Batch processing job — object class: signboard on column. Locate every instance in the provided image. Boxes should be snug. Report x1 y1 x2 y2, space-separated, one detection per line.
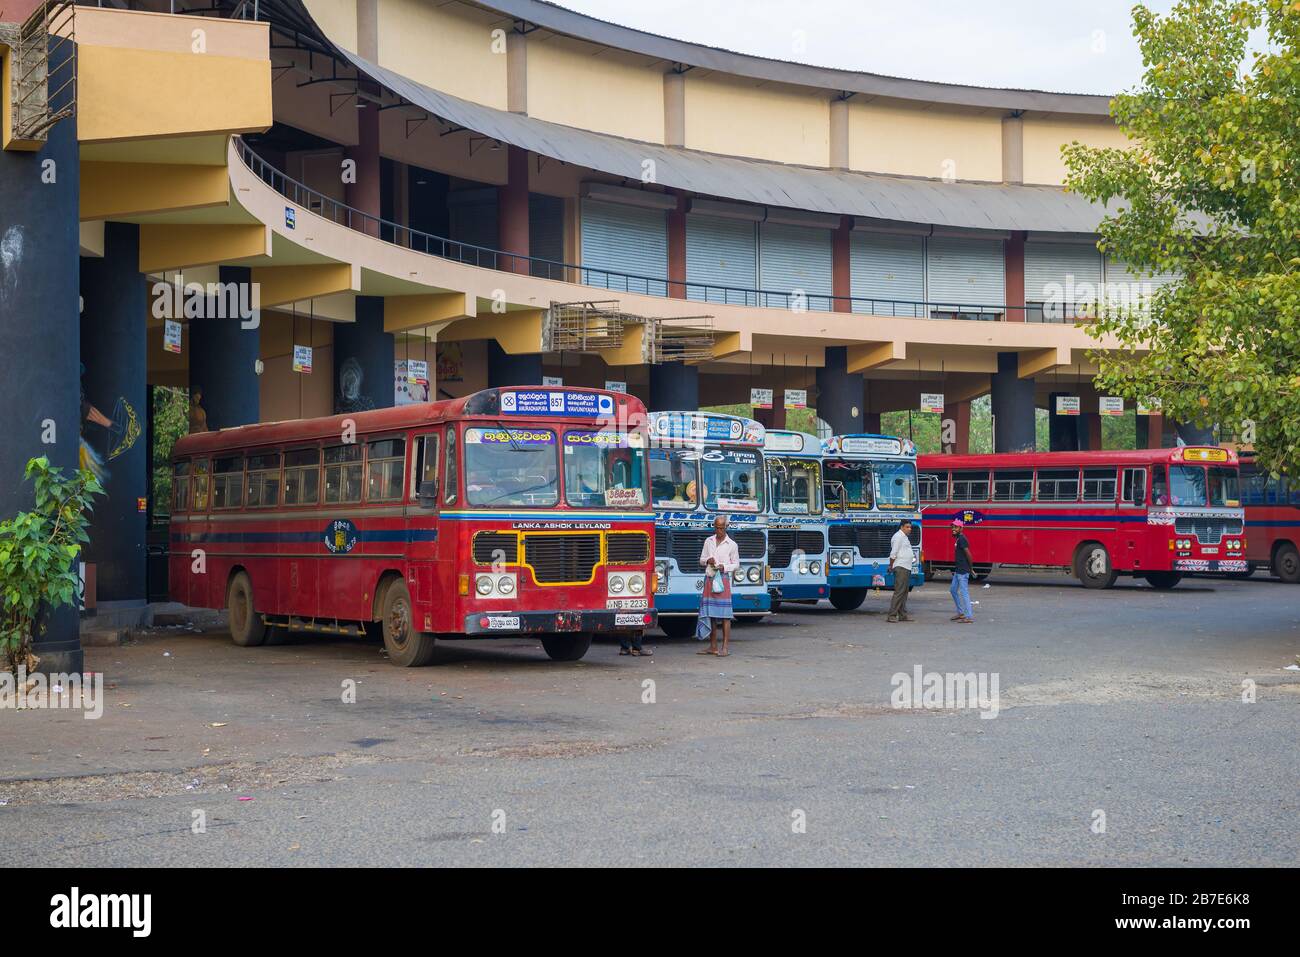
1136 397 1163 416
784 389 807 410
543 376 563 387
1055 395 1080 416
604 380 627 394
1099 396 1125 416
750 387 773 409
292 344 313 374
920 393 944 414
163 319 182 355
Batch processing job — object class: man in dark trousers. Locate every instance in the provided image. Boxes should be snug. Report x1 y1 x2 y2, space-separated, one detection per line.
886 519 916 623
950 518 975 623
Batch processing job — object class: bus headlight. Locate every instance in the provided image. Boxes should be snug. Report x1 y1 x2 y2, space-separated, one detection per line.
809 560 822 576
475 575 494 596
655 561 668 580
747 565 761 583
628 573 645 594
732 569 744 585
497 575 515 595
798 561 809 575
608 574 626 594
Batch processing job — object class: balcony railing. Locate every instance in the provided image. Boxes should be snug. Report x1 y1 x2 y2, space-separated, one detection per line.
233 136 1051 322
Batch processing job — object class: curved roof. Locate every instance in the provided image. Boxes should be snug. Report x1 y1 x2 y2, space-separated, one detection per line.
472 0 1114 115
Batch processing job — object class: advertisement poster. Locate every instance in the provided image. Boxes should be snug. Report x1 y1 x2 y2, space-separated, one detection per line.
604 380 628 394
920 392 945 414
1099 396 1125 416
784 388 807 410
163 319 182 355
406 359 429 387
750 387 773 409
292 344 313 374
436 341 463 383
395 359 431 406
1055 395 1080 416
1136 397 1163 416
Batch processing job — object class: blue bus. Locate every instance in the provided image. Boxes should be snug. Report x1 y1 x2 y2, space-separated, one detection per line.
821 433 923 611
648 411 770 637
763 429 829 610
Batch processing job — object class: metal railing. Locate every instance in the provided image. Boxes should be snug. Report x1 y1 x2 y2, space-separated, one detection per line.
233 136 1068 322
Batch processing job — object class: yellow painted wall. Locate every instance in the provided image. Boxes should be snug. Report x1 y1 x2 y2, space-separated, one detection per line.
376 0 507 110
685 73 829 167
260 313 335 421
1023 117 1132 185
301 0 358 53
527 38 664 143
848 101 1003 182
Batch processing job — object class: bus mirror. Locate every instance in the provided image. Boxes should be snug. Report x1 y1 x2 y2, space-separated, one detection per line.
417 480 438 505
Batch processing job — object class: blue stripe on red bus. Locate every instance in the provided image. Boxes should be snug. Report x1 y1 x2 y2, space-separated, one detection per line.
926 511 1152 523
171 530 438 544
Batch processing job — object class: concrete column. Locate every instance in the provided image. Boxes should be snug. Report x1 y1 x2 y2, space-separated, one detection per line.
487 341 542 387
862 411 882 433
1137 413 1165 449
190 266 261 430
663 71 686 148
649 362 699 412
346 100 381 238
991 352 1035 452
1005 231 1026 321
507 25 528 114
1048 392 1080 452
829 96 850 170
1083 413 1103 451
498 145 530 274
667 189 687 299
815 347 864 436
754 397 787 431
832 217 852 313
943 400 971 454
333 296 394 413
1001 113 1024 185
79 223 147 605
0 79 82 672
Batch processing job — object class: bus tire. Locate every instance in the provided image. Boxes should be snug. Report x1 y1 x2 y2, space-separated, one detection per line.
1074 543 1117 589
1273 543 1300 583
829 587 867 611
227 571 267 647
381 580 435 667
541 632 593 661
1142 571 1182 590
659 616 698 639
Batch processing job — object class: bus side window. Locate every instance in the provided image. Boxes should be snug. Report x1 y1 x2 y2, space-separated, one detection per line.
443 429 458 505
172 460 191 512
1121 467 1146 504
284 448 321 505
414 434 439 499
919 471 948 502
324 445 363 504
366 438 406 502
191 459 210 511
1149 466 1167 505
212 455 245 509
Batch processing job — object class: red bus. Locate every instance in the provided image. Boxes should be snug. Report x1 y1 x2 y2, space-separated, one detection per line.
1239 451 1300 582
918 447 1246 589
168 387 656 665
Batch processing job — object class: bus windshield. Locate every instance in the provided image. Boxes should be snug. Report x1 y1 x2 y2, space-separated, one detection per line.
703 447 763 512
563 430 648 508
650 448 699 508
823 459 873 510
1169 465 1210 507
770 457 821 514
464 426 558 507
874 461 918 509
1207 466 1240 507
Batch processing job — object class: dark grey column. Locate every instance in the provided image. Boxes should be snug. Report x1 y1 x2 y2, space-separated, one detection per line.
487 340 543 388
991 352 1036 452
79 222 147 603
648 362 699 412
815 346 864 436
334 295 395 413
1047 391 1079 452
189 265 261 430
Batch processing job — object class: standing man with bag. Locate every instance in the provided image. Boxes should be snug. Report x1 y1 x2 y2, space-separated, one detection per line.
950 518 975 623
698 514 739 657
887 519 916 623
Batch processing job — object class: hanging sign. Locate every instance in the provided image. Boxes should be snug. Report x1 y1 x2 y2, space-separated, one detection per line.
1055 395 1081 416
750 387 773 409
163 319 182 355
543 376 564 387
285 206 297 230
1099 396 1125 416
292 344 313 374
1136 397 1163 416
920 393 945 414
784 388 807 410
604 380 628 394
406 359 429 387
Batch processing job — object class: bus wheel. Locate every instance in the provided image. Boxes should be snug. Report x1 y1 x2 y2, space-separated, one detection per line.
1142 571 1182 590
659 616 698 639
227 571 267 647
829 588 867 611
381 580 435 667
1274 544 1300 583
1074 544 1117 589
541 633 593 662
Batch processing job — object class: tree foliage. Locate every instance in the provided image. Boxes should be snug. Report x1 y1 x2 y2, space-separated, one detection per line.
1064 0 1300 474
0 458 103 674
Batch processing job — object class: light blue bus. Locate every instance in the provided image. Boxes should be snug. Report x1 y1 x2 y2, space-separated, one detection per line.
648 411 770 638
762 429 829 611
821 433 923 611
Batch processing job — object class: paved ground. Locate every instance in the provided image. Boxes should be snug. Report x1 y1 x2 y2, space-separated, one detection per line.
2 570 1297 867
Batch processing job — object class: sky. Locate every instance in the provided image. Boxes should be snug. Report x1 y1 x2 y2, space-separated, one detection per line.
552 0 1185 96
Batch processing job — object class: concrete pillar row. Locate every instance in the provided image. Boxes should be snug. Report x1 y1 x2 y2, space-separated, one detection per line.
991 352 1036 452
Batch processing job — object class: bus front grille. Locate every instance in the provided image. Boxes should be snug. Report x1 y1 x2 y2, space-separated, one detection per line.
524 534 602 584
830 523 918 556
731 529 766 560
607 532 650 565
473 531 518 564
1174 516 1243 545
768 530 824 568
664 528 766 566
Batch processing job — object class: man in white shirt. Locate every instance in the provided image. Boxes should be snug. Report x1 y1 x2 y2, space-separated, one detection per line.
887 519 916 623
698 515 740 656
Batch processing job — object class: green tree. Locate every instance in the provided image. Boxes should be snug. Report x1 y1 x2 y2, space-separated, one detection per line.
151 386 190 513
1064 0 1300 474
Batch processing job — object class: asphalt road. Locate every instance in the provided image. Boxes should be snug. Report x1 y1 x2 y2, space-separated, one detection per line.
2 571 1297 866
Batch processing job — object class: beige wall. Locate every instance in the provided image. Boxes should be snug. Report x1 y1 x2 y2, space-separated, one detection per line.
376 0 507 110
527 37 664 143
259 312 335 421
1023 117 1132 185
685 73 829 167
848 100 1004 182
302 0 358 54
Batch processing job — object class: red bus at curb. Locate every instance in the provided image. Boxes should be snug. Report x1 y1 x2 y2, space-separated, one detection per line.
169 387 656 665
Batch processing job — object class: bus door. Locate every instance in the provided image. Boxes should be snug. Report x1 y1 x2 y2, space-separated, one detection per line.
407 430 443 621
279 446 322 617
1120 466 1148 569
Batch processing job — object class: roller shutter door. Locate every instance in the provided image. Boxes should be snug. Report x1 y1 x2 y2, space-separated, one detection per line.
758 223 833 312
926 236 1005 317
850 232 925 317
685 214 758 306
448 194 498 268
528 193 564 280
1024 242 1103 321
580 199 668 297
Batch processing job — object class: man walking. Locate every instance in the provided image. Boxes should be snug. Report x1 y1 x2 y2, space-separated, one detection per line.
886 519 916 623
950 518 975 623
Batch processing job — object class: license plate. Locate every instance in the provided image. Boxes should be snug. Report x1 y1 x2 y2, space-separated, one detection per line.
606 598 649 609
486 615 519 630
614 613 645 626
